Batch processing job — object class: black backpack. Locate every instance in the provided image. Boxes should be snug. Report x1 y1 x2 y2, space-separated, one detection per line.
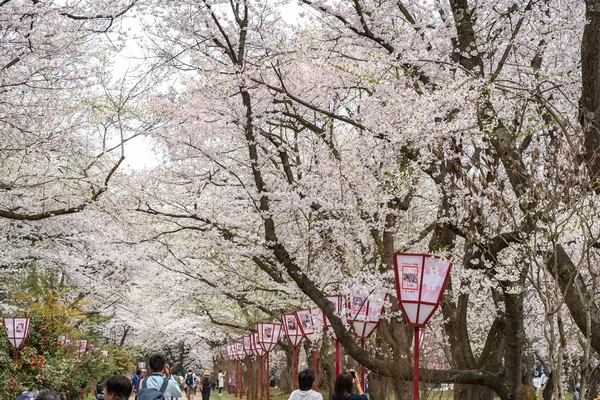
138 377 169 400
185 373 194 386
202 377 210 391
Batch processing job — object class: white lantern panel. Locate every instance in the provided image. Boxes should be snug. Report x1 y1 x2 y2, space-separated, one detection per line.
403 303 418 325
417 304 436 325
394 254 424 301
351 321 366 337
296 309 314 335
421 258 452 303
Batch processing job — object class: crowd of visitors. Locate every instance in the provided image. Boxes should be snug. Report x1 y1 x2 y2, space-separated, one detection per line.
14 353 233 400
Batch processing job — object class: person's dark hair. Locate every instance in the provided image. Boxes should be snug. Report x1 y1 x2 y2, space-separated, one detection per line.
36 391 60 400
149 354 166 372
298 369 315 391
334 372 353 400
136 369 141 375
106 375 133 400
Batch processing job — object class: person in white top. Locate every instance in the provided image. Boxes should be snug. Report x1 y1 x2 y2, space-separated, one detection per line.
288 370 323 400
140 355 182 400
217 370 227 395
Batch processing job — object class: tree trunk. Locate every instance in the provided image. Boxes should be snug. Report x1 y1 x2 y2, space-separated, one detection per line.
581 0 600 189
504 290 525 400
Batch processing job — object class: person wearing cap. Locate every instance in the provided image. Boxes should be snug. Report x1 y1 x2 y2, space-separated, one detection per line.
200 371 212 400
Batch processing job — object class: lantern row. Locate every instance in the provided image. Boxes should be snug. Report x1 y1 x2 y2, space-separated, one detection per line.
218 253 452 399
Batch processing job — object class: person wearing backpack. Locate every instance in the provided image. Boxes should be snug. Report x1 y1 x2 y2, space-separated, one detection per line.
183 367 197 400
138 354 182 400
200 371 212 400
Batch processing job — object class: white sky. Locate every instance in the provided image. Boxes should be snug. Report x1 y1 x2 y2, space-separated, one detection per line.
116 2 306 170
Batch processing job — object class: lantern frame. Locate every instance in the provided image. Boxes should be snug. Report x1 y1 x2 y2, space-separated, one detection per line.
282 313 304 347
347 291 388 339
3 317 31 349
295 308 323 343
323 295 350 339
227 344 236 360
393 253 452 328
243 335 254 357
235 342 245 360
252 332 265 357
257 323 281 353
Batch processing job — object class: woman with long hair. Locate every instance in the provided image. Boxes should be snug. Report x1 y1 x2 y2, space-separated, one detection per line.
332 371 367 400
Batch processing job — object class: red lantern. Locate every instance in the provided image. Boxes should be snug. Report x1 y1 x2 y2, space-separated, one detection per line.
234 342 245 399
282 313 304 390
252 332 266 400
295 308 323 343
235 342 245 361
3 317 30 361
348 291 387 339
322 295 350 377
257 323 281 400
347 291 387 387
257 323 281 353
295 308 322 389
282 313 304 346
251 333 265 357
393 253 452 400
243 335 253 357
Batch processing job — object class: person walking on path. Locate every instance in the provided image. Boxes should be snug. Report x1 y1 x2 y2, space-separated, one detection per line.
183 368 198 400
217 370 226 395
201 371 212 400
287 369 323 400
139 354 182 400
331 371 367 400
132 370 142 400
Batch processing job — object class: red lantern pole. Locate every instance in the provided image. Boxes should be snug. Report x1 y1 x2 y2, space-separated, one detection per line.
292 346 298 390
360 338 365 388
413 327 420 400
239 359 244 400
255 358 259 400
236 360 240 397
266 352 271 400
260 355 264 400
247 357 251 399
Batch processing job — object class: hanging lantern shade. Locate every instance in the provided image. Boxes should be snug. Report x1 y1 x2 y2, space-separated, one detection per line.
348 291 387 339
323 295 350 339
235 342 245 360
295 308 323 343
252 332 265 357
256 323 281 352
393 253 452 327
3 317 30 349
282 313 304 346
227 344 236 360
243 335 254 357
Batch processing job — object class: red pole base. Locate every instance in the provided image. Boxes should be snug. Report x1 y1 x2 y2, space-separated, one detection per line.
414 327 420 400
293 346 298 390
360 338 366 389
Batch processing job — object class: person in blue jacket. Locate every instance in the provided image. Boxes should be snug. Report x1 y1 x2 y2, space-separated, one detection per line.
332 371 367 400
